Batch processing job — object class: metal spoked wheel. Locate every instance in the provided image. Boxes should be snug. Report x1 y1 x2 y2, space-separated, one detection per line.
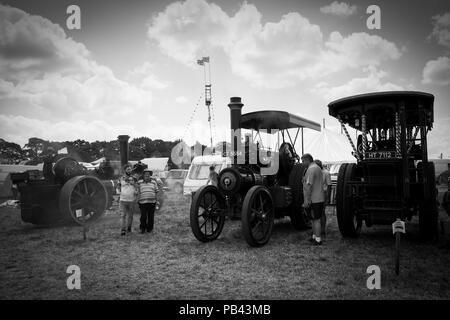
241 186 274 247
59 175 108 226
190 185 225 242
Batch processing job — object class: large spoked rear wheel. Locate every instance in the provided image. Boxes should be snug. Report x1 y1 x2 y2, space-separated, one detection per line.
190 185 225 242
241 186 274 247
59 175 108 226
336 163 361 237
288 163 309 230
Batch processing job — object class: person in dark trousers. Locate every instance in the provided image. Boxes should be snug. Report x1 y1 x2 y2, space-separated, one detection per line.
137 169 159 233
314 159 332 236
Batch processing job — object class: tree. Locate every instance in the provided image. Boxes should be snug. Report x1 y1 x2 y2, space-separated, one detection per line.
64 139 92 162
103 140 120 160
0 139 25 163
24 137 48 159
130 137 153 158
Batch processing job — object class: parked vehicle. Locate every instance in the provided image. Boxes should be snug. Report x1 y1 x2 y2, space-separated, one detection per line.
189 97 321 247
183 155 231 197
164 169 188 193
328 91 437 275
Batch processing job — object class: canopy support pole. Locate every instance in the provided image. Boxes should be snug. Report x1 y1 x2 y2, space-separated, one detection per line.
337 115 360 161
300 127 304 155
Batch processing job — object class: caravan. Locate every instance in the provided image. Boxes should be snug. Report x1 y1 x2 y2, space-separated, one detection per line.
183 155 231 197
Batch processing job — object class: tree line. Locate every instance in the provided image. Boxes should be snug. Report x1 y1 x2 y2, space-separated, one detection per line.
0 137 206 169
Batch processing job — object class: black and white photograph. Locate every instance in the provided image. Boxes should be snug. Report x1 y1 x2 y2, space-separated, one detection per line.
0 0 449 305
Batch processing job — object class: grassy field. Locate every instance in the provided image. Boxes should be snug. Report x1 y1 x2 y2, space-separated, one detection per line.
0 193 449 300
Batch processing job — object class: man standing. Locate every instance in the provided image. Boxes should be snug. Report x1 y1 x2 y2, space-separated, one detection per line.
117 164 138 236
314 159 332 236
137 169 159 233
301 154 325 245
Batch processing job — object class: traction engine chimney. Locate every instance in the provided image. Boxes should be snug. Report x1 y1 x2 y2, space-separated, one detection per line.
228 97 244 166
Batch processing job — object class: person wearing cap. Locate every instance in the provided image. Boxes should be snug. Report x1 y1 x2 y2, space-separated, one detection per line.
206 165 219 187
137 169 159 233
301 153 325 245
117 163 138 235
314 159 332 236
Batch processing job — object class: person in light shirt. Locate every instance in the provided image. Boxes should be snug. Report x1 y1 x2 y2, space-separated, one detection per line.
117 164 138 236
137 169 159 233
301 153 325 245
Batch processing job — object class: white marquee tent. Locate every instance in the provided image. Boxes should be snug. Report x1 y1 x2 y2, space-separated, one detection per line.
303 128 356 164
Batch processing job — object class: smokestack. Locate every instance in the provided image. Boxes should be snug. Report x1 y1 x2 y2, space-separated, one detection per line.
118 135 130 167
228 97 244 166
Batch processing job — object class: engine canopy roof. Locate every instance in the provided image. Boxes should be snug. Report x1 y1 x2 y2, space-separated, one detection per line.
240 110 321 132
328 91 434 130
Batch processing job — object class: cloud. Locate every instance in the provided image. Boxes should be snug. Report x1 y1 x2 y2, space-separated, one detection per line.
0 4 157 144
0 5 93 82
422 56 450 86
147 0 229 66
325 32 402 68
147 0 402 88
312 66 404 101
127 62 170 90
320 2 357 17
430 12 450 49
0 115 137 146
175 96 188 104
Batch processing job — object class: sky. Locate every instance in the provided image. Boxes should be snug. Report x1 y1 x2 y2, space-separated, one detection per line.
0 0 449 158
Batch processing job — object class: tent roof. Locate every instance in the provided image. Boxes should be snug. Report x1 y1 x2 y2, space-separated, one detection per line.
140 158 169 171
303 128 356 163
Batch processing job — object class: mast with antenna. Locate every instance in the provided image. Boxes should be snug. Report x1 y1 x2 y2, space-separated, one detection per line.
197 56 213 149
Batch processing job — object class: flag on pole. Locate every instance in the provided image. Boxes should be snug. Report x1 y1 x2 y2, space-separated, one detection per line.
202 56 209 63
58 147 68 154
197 59 204 65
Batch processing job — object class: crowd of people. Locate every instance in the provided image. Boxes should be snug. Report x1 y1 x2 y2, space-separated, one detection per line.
117 154 450 245
116 164 159 236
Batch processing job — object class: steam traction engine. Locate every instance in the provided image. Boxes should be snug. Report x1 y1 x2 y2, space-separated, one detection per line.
9 135 131 226
190 97 320 247
328 91 438 274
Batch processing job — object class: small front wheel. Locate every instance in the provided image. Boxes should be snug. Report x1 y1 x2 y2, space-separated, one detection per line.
190 185 225 242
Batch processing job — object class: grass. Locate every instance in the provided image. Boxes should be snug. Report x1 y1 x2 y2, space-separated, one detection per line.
0 193 449 299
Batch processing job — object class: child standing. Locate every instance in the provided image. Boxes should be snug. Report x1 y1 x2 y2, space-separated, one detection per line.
137 169 159 233
117 164 138 236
